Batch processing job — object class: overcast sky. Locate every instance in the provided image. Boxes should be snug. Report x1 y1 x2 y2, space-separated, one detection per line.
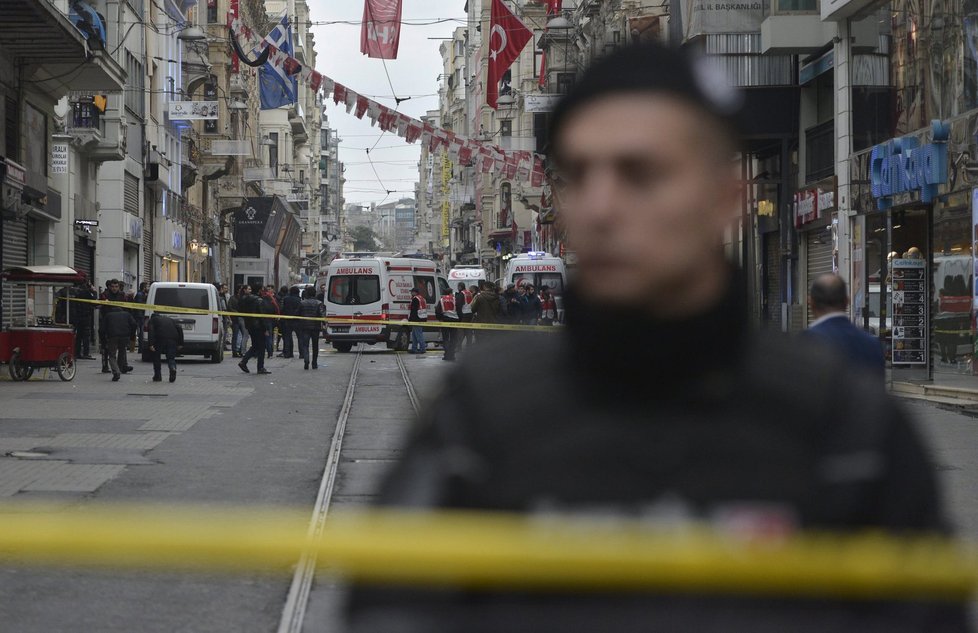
307 2 465 207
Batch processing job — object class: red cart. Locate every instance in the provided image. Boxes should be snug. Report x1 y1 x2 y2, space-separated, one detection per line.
1 265 85 382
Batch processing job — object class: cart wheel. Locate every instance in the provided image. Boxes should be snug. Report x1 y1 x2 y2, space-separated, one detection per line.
56 352 76 382
8 351 29 381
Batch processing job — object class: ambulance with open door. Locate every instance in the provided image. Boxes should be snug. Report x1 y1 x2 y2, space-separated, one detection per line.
323 255 451 352
503 252 568 322
447 265 488 287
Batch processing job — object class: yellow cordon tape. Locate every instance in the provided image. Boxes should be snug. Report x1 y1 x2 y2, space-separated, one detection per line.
0 504 973 600
61 297 559 333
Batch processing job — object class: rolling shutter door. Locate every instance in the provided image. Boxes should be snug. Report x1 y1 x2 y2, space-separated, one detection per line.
2 217 29 327
764 232 780 326
142 214 153 283
806 228 834 325
124 172 139 215
73 237 94 281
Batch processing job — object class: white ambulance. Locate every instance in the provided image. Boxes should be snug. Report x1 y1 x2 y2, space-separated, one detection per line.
322 255 451 352
448 265 488 288
503 252 568 322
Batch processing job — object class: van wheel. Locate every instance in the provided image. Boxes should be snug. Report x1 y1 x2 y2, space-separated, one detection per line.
333 342 353 353
210 345 224 363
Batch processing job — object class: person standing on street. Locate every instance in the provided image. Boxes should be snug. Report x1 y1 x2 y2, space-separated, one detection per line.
216 283 231 351
539 285 558 326
133 281 149 353
408 287 428 355
238 285 272 375
279 286 301 359
227 286 244 357
455 283 474 348
296 287 326 370
803 273 884 381
74 280 97 359
346 42 968 631
262 286 280 357
523 284 542 326
101 306 136 381
147 312 183 382
469 281 501 343
435 287 459 362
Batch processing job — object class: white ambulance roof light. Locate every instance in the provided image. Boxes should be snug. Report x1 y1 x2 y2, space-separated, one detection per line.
527 251 547 258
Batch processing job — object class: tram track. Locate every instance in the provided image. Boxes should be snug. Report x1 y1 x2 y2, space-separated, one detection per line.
277 346 420 633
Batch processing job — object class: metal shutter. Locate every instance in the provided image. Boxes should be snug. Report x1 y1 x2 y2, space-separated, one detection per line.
2 217 29 327
73 237 94 281
764 232 781 326
806 227 834 325
142 212 153 283
124 172 139 215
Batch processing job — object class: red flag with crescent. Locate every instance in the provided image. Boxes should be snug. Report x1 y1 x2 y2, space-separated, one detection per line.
487 0 533 109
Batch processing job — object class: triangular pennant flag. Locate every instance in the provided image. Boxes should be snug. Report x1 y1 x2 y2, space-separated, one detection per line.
459 144 473 165
332 83 347 105
396 114 409 137
405 122 422 143
322 77 334 98
355 95 370 119
345 90 357 114
309 70 322 92
366 100 382 125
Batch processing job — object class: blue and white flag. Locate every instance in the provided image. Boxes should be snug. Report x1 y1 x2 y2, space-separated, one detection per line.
258 16 298 110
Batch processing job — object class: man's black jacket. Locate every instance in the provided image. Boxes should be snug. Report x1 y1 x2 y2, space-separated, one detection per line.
346 286 970 633
101 309 136 339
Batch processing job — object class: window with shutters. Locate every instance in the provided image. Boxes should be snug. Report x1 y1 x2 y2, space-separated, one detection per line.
125 52 144 119
124 172 139 215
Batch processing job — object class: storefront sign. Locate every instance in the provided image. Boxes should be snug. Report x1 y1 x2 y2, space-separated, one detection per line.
168 101 219 121
523 94 561 113
50 143 69 174
794 190 817 227
680 0 767 39
870 119 949 210
891 258 927 365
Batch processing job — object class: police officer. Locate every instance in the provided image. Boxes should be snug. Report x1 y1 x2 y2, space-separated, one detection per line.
346 42 967 632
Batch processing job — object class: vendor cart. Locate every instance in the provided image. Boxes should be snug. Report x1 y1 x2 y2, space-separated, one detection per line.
1 265 84 382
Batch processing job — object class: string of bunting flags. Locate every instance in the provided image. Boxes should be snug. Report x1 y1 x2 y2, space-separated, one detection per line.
229 17 547 188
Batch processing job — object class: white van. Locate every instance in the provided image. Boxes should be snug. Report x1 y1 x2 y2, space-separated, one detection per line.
323 256 450 352
448 265 488 287
503 252 568 322
142 282 225 363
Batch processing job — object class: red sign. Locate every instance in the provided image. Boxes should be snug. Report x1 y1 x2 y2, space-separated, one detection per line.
487 0 533 109
361 0 403 59
793 189 817 227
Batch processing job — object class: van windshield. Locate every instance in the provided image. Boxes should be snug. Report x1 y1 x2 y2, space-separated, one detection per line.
328 275 381 305
154 288 209 309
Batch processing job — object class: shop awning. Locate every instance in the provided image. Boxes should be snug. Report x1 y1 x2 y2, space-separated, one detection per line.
3 265 86 284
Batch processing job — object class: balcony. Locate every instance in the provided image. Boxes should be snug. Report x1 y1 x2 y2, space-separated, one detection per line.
761 1 837 54
290 103 309 144
805 120 835 183
69 99 126 162
2 0 125 98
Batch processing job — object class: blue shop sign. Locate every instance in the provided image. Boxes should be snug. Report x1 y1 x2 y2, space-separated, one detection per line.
870 119 949 210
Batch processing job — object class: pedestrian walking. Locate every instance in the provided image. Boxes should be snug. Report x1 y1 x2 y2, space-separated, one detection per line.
101 306 136 381
261 287 280 357
99 279 129 374
407 287 428 355
803 273 884 381
228 286 246 357
296 287 326 370
346 42 968 631
238 285 271 375
147 312 183 382
435 287 459 361
279 286 301 359
217 283 231 351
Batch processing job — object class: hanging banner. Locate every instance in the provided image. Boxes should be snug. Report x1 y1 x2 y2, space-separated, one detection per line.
361 0 403 59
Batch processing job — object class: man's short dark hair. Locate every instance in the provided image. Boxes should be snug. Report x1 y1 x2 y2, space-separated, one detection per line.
548 42 743 159
810 274 848 312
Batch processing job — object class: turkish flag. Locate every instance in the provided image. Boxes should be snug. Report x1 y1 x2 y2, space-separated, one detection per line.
361 0 403 59
487 0 533 109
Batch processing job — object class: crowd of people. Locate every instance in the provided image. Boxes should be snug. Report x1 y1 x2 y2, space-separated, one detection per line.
231 284 326 374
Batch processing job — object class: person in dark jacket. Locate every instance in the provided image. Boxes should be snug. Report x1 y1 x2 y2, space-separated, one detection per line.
147 312 183 382
523 284 542 326
101 306 136 381
408 288 428 355
279 286 302 359
345 42 969 633
296 287 325 370
100 280 131 374
803 273 884 382
238 285 271 375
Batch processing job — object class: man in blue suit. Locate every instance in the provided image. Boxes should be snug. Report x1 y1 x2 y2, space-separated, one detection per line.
805 273 884 381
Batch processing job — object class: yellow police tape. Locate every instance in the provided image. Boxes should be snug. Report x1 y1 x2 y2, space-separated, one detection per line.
61 297 559 333
0 503 974 600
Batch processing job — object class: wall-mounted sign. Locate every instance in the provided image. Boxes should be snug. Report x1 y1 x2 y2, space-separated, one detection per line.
125 212 143 241
50 143 69 174
243 167 273 181
210 140 251 156
172 230 184 251
168 101 218 120
794 179 837 228
523 94 562 113
286 192 310 203
870 119 949 210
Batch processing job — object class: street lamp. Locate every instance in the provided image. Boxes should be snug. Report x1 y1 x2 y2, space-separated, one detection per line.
177 25 207 42
228 99 248 111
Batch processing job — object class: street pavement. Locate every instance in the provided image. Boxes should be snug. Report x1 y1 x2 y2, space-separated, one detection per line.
0 347 978 630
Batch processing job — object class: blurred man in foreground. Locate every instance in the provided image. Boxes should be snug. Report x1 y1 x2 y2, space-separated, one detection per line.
346 43 967 632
